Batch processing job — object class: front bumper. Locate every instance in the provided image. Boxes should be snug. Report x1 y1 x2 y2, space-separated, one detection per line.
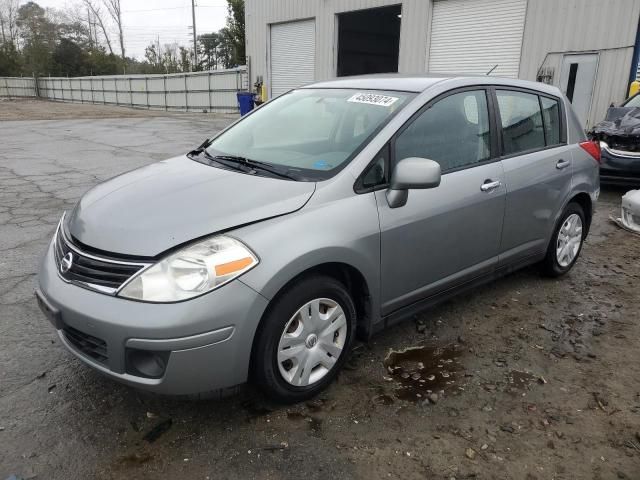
37 239 269 395
600 147 640 185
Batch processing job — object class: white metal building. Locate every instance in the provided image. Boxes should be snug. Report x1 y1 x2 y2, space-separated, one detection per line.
245 0 640 128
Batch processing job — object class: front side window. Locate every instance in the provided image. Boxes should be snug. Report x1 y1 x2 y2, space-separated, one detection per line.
205 89 413 180
496 90 545 155
394 90 491 173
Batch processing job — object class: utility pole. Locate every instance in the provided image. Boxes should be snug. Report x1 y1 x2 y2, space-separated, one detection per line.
87 8 93 48
191 0 198 70
0 15 6 45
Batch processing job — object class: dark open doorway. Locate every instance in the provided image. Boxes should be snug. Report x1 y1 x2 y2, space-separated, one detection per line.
336 5 402 77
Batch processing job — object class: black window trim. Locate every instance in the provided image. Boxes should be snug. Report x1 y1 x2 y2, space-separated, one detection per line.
354 86 499 193
490 86 567 161
353 84 567 194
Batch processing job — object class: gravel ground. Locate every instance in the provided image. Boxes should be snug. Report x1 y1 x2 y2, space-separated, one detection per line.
1 100 639 480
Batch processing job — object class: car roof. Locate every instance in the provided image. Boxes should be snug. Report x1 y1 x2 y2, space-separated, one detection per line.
304 73 562 97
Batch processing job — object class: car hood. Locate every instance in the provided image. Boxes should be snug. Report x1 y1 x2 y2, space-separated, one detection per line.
590 106 640 138
66 155 316 257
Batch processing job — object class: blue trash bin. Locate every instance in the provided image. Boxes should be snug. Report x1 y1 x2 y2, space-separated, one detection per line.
237 91 255 116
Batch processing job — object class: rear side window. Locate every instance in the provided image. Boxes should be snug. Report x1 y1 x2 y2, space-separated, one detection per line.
540 96 561 146
496 90 545 155
395 90 491 172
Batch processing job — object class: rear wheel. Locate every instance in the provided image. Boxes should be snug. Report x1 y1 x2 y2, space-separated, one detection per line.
542 202 586 277
252 275 356 403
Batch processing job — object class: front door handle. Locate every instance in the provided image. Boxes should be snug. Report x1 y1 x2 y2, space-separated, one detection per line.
556 159 571 170
480 179 501 192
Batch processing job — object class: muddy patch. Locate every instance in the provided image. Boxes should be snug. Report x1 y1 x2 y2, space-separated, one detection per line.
507 370 543 395
384 344 464 403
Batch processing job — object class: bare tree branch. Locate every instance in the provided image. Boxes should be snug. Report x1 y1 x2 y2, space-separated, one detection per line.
0 0 20 46
81 0 114 55
102 0 123 60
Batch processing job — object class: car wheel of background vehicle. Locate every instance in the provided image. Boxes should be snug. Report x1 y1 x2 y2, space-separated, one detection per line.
252 274 356 403
542 202 586 277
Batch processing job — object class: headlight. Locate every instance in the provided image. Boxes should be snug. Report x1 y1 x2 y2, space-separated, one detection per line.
118 235 258 302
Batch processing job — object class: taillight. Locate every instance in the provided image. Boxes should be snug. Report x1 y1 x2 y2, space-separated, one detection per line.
580 141 601 164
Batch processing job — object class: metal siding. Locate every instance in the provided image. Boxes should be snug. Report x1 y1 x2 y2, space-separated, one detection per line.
270 19 316 97
428 0 527 78
520 0 640 126
246 0 431 98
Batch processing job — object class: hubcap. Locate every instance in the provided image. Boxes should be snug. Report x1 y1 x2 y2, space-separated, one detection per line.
556 213 583 267
277 298 347 387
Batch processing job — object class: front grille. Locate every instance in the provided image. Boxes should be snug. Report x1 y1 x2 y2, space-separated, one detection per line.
64 326 108 364
54 219 148 293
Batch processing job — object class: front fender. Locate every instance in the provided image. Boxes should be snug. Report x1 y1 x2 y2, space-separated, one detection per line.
232 192 382 327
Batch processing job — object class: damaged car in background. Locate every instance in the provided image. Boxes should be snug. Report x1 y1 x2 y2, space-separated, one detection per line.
589 93 640 185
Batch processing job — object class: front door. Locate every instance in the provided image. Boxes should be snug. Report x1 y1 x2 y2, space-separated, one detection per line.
375 89 505 315
560 53 598 128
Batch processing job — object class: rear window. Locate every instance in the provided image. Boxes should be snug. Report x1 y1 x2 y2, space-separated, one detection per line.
540 96 561 146
497 90 565 154
496 90 546 155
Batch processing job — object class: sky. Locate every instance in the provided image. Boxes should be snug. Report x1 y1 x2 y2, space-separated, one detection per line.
35 0 228 59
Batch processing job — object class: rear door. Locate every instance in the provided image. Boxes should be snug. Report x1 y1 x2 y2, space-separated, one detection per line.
374 88 506 315
494 89 573 266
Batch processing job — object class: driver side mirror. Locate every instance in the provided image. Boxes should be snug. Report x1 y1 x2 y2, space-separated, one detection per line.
386 157 441 208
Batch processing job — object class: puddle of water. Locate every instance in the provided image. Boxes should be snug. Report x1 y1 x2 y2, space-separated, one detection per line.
384 344 464 403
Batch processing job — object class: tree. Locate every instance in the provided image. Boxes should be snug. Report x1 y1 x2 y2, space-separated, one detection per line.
198 32 221 70
197 0 245 70
179 46 191 72
225 0 245 66
0 40 20 75
102 0 124 62
52 37 88 76
81 0 114 56
0 0 20 46
16 2 59 75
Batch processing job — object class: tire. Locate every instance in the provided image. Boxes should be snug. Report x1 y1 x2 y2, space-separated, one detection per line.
252 274 357 403
542 202 586 277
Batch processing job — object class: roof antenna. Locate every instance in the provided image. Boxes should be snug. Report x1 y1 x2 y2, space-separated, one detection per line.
486 65 498 75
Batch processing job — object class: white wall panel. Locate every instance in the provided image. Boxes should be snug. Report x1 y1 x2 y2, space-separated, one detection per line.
428 0 527 78
270 19 316 97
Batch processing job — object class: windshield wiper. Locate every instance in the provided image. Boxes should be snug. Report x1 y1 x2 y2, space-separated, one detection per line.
210 154 300 181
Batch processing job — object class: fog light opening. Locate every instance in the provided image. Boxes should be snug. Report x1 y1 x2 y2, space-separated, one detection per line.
126 349 169 379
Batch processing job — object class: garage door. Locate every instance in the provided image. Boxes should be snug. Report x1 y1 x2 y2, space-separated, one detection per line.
270 19 316 98
428 0 527 78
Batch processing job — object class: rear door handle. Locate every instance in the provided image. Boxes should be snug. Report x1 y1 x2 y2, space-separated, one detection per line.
556 159 571 170
480 179 501 192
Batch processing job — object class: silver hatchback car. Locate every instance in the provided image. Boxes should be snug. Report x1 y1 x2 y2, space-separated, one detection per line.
37 75 600 403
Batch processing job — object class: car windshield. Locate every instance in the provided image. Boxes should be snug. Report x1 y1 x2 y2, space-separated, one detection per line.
624 94 640 108
205 88 413 180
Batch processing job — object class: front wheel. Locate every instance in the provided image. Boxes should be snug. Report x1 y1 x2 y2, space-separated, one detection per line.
542 202 586 277
252 275 356 403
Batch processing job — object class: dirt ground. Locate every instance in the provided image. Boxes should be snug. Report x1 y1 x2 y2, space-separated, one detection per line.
0 97 236 121
1 100 639 480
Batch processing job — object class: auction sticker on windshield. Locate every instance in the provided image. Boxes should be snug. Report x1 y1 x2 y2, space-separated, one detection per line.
348 93 399 107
